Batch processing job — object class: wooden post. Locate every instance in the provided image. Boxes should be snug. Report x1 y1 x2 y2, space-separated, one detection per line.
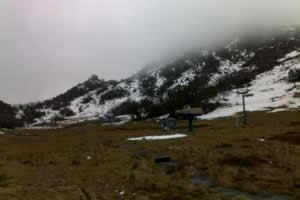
242 94 247 126
236 88 249 126
236 113 239 128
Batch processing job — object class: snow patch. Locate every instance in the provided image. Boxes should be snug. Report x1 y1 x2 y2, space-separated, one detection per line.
279 50 300 62
128 134 187 141
15 109 24 119
169 69 196 89
102 120 130 126
24 126 63 130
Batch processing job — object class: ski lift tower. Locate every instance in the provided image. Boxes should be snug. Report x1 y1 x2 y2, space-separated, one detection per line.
236 88 249 126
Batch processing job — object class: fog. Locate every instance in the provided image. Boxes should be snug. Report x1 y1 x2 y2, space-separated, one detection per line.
0 0 299 104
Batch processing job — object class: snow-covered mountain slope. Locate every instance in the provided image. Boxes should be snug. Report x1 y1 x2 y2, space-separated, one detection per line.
202 53 300 119
2 26 299 127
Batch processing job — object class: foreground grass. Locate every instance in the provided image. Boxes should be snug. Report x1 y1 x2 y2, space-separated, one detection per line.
135 111 300 197
0 110 300 199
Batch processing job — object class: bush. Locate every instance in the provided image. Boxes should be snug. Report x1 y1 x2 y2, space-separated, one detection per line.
111 100 141 117
140 76 157 97
100 87 129 104
288 69 300 83
0 101 23 128
82 95 94 104
59 107 75 117
19 104 45 124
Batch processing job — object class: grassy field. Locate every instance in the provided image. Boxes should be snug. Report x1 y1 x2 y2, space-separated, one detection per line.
1 111 300 200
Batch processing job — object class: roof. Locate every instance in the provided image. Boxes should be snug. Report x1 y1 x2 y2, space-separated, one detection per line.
176 107 204 116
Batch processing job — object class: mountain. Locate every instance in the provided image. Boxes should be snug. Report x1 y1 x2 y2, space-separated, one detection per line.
1 26 300 128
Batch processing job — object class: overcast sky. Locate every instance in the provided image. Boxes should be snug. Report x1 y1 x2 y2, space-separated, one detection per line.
1 0 300 104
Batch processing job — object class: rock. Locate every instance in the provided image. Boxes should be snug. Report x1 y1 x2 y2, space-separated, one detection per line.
87 156 92 160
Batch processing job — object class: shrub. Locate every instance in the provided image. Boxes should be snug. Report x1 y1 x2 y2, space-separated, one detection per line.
0 101 23 128
59 107 75 117
82 95 94 104
288 69 300 83
111 100 141 117
100 87 129 104
140 76 157 97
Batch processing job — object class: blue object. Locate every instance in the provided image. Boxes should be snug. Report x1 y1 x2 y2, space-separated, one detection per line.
183 115 196 132
160 119 177 132
160 119 168 132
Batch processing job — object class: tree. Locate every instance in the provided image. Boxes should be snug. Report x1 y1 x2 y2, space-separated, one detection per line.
288 69 300 87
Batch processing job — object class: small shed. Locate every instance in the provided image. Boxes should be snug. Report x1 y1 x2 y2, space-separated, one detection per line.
176 105 204 132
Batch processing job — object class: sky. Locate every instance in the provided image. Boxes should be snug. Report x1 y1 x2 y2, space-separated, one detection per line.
0 0 300 104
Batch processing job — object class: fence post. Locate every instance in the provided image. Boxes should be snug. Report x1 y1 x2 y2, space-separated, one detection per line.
236 88 249 126
242 94 247 126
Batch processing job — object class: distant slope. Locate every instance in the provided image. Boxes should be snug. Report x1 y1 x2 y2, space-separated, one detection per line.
4 25 300 126
202 54 300 119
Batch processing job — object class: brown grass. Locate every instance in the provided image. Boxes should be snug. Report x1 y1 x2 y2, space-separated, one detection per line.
0 110 300 199
294 93 300 98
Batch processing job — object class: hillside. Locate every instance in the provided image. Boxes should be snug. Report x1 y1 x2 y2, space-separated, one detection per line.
1 26 300 127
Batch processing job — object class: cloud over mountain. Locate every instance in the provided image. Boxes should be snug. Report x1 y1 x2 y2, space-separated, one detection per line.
0 0 300 103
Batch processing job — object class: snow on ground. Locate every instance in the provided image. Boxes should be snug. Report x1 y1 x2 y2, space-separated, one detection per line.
154 72 166 88
67 79 144 119
169 69 197 89
32 108 60 125
155 114 170 120
102 120 130 126
15 109 24 120
31 77 145 125
207 60 244 87
24 126 63 130
202 57 300 120
69 96 129 119
58 116 99 126
208 51 254 87
115 114 132 121
30 50 300 124
128 79 144 102
128 134 187 141
278 50 300 62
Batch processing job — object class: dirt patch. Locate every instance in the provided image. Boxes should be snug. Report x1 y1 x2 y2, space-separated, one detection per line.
219 155 268 167
216 143 233 148
289 121 300 126
283 131 300 135
176 124 211 129
270 131 300 145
